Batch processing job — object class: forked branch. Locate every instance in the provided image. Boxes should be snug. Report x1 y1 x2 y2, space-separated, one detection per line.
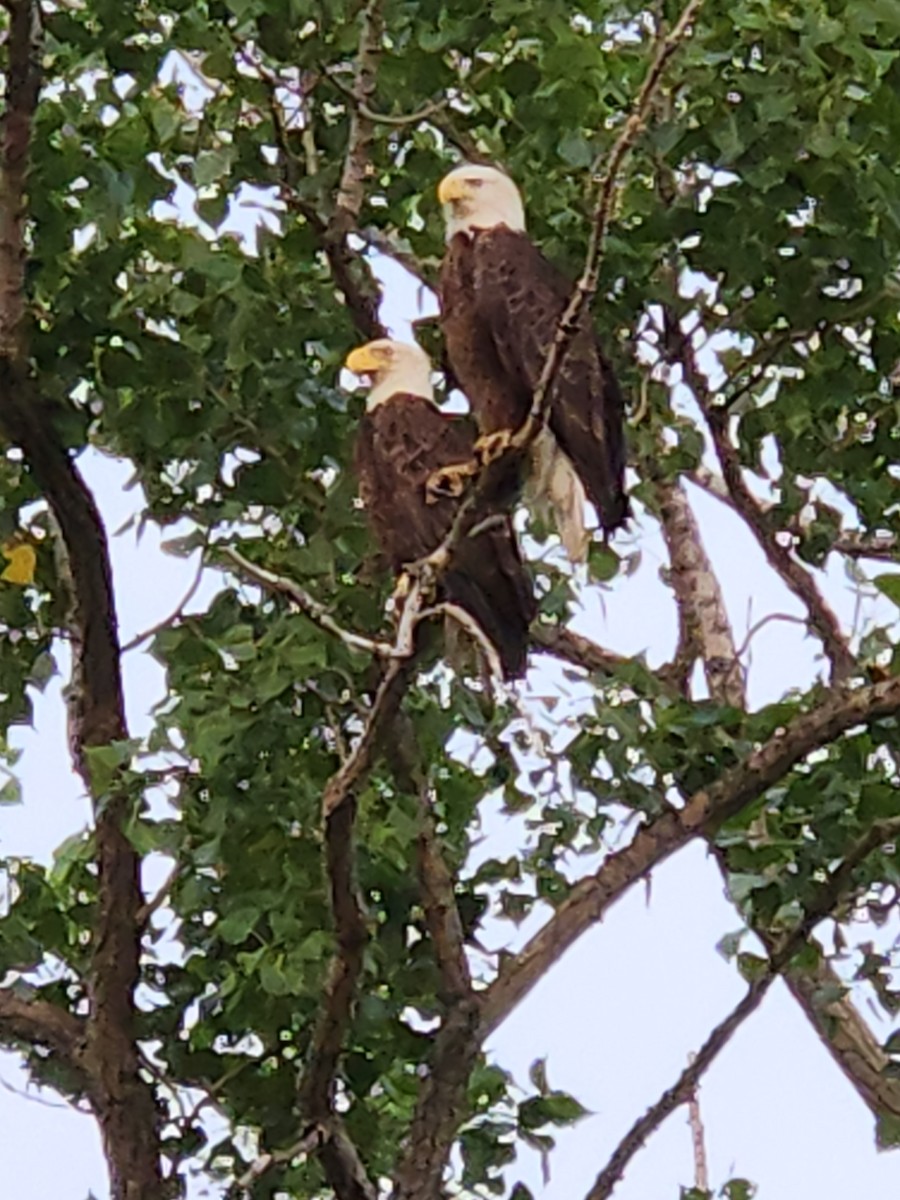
480 674 900 1035
585 815 900 1199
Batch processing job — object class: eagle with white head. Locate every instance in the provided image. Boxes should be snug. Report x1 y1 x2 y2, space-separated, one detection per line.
437 163 628 562
346 338 535 680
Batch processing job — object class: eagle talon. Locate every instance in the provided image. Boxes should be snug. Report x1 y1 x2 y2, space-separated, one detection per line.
426 460 478 504
388 571 413 617
475 430 514 466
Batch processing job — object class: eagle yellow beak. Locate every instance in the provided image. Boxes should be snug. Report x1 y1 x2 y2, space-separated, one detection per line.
437 175 471 205
345 344 384 374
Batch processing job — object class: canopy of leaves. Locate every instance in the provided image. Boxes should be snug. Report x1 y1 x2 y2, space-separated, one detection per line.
1 0 899 1196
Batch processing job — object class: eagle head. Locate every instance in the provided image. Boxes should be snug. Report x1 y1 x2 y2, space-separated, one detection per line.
438 164 526 240
345 339 434 410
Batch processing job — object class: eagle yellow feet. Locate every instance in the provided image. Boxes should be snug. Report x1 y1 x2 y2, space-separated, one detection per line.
387 570 413 617
425 459 478 505
475 429 514 466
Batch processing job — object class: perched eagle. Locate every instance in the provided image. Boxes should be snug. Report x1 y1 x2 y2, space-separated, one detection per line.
437 163 629 562
345 338 535 680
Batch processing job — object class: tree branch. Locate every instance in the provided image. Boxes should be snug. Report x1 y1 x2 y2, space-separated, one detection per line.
514 0 705 441
389 997 482 1200
656 474 745 704
222 545 399 659
833 532 899 562
550 612 900 1127
0 0 40 361
323 0 386 340
480 674 900 1035
585 815 900 1200
531 624 629 677
297 798 368 1124
663 312 856 683
0 986 86 1069
416 787 472 1002
0 9 161 1192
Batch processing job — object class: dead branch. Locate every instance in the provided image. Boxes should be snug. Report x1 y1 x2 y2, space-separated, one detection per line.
656 475 744 705
480 673 900 1035
585 815 900 1200
222 545 399 658
708 407 855 682
686 1058 709 1194
121 553 206 653
416 787 472 1002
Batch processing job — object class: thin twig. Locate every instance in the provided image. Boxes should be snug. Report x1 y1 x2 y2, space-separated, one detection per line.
121 555 206 653
686 1058 708 1194
222 545 399 659
732 612 808 663
136 861 180 927
585 815 900 1199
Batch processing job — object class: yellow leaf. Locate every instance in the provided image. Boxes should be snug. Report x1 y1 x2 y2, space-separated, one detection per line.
1 543 36 585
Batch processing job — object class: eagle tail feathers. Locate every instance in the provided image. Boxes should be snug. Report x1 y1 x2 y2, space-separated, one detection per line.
530 430 590 564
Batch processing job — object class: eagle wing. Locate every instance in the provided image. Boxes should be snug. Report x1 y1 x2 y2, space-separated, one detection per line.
469 227 628 533
355 396 534 677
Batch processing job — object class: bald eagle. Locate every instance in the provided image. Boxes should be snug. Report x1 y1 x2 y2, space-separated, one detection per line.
437 163 628 562
345 338 535 680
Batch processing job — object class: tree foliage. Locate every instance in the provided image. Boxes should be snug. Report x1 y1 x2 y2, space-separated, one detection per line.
0 0 899 1197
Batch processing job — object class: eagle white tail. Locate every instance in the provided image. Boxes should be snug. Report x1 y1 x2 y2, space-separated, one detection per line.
530 429 590 563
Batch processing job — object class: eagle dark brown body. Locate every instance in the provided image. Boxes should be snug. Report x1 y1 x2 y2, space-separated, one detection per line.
440 225 629 535
355 393 535 679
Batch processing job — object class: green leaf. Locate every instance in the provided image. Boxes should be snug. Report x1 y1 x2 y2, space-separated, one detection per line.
874 574 900 606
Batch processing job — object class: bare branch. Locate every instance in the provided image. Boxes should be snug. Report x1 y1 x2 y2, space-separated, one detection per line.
585 816 900 1200
480 674 900 1035
136 861 180 928
707 406 856 682
656 476 744 706
222 545 399 659
732 612 808 663
686 1059 709 1194
121 554 206 653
